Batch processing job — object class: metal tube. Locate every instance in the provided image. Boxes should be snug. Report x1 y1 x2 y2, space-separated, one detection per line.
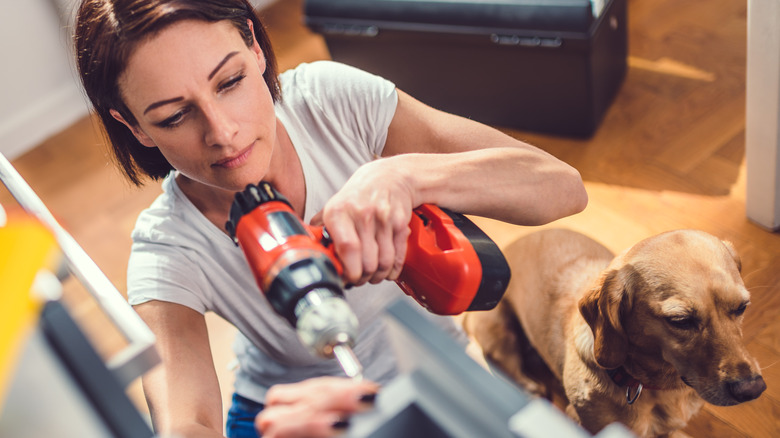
0 153 159 387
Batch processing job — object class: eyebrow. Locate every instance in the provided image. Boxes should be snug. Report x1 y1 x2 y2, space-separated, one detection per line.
208 51 239 80
143 51 241 115
144 97 184 115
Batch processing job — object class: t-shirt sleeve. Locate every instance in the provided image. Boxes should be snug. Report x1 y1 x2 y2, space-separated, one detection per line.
126 239 211 314
294 61 398 157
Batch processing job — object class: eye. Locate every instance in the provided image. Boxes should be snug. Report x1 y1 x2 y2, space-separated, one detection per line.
156 107 191 129
218 72 246 93
665 315 698 330
733 301 749 317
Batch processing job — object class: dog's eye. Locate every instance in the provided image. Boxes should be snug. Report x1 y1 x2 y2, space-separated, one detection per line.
666 316 698 330
733 302 749 317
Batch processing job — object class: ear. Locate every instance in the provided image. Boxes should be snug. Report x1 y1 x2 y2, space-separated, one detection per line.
722 240 742 273
246 19 266 74
578 266 632 369
109 109 156 148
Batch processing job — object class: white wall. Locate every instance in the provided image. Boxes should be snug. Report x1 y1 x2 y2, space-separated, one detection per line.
251 0 278 8
746 0 780 230
0 0 89 159
0 0 277 160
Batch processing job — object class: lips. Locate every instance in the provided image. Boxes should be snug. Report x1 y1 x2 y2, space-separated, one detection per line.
213 143 253 169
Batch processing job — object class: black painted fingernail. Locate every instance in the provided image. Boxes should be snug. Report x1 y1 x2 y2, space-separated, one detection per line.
359 393 377 404
332 419 350 430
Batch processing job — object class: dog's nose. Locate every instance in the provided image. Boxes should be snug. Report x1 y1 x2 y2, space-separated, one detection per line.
728 375 767 402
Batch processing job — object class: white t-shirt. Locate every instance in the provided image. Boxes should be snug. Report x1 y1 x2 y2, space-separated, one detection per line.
127 61 467 402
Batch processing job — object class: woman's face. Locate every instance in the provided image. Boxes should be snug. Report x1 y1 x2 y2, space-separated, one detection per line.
115 19 276 192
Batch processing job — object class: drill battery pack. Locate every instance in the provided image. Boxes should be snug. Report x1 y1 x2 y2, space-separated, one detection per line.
398 205 511 315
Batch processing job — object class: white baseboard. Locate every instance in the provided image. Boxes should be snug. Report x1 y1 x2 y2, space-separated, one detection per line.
0 83 90 160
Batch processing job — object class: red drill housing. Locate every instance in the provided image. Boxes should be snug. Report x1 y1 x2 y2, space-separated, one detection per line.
226 182 510 320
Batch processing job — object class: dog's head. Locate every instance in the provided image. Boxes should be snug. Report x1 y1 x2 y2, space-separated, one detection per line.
578 230 766 406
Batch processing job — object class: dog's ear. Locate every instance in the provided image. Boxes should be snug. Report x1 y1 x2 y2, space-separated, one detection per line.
579 266 633 369
722 240 742 273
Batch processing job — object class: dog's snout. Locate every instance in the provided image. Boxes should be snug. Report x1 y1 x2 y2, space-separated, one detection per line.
728 375 766 402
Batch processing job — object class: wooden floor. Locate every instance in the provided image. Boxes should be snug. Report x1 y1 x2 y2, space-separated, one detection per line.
2 0 777 436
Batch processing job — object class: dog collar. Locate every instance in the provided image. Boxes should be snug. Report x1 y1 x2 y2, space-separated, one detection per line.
607 367 661 404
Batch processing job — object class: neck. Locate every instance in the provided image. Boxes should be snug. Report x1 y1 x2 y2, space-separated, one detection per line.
620 353 686 391
265 118 306 217
176 175 236 231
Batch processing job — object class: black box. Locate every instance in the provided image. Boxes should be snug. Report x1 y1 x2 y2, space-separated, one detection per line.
304 0 627 137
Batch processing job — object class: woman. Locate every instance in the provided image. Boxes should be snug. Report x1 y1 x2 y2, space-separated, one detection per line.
74 0 587 437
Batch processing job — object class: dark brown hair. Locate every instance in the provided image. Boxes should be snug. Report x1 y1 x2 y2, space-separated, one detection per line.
75 0 281 186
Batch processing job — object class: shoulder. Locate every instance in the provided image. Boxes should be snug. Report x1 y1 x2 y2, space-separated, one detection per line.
277 62 399 161
280 60 396 104
281 60 391 85
130 174 240 259
132 178 176 238
127 176 229 311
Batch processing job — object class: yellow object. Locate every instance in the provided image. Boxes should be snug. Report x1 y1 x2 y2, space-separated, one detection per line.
0 213 60 408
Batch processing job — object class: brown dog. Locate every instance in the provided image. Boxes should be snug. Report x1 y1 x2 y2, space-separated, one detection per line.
464 229 766 437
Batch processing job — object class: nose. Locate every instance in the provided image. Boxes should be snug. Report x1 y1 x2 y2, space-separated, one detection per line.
728 375 766 402
203 101 238 147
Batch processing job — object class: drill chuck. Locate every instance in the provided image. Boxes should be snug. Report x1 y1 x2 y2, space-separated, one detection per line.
294 288 359 357
264 250 342 327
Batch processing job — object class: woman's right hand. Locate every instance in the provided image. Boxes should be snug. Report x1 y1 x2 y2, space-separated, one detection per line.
255 377 380 438
309 159 415 287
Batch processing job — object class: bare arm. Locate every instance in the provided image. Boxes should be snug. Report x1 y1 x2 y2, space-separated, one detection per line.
383 89 587 225
134 301 224 437
316 89 587 285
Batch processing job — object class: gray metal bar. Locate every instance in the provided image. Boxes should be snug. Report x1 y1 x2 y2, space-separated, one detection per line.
0 153 159 387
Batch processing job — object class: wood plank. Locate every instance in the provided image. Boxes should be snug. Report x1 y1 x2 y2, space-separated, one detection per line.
684 409 749 438
701 391 780 438
746 340 780 401
655 96 745 175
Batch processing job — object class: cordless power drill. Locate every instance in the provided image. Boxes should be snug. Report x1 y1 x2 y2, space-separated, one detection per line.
225 182 510 379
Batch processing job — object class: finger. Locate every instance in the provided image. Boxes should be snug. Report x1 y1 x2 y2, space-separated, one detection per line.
266 377 380 411
387 215 411 281
310 210 324 227
256 404 348 438
352 209 378 286
324 209 363 285
369 210 395 284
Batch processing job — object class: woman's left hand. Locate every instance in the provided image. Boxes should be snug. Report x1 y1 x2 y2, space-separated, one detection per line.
255 377 379 438
310 159 414 287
